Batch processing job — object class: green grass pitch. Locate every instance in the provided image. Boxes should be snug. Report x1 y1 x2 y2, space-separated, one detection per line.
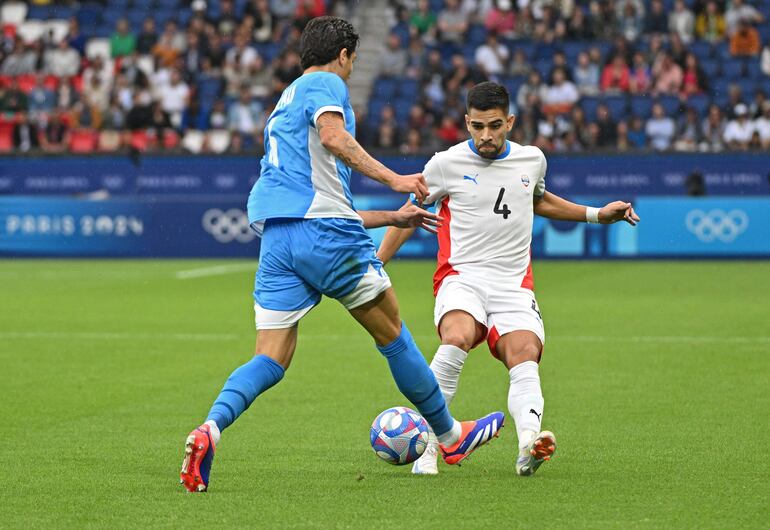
1 259 768 528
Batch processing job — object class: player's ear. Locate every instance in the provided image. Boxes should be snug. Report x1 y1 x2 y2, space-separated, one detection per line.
464 114 471 130
507 114 516 131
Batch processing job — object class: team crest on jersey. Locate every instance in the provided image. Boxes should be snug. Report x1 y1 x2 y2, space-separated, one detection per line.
521 175 530 187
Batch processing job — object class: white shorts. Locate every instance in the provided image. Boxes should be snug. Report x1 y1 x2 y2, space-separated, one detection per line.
434 275 545 356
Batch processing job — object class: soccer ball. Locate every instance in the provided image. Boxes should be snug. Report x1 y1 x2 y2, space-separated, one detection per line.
370 407 430 465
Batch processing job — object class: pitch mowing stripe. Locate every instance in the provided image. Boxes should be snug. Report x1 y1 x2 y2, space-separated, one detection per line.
0 331 240 341
175 263 257 280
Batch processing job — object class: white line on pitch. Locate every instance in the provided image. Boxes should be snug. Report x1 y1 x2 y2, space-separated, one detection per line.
298 334 770 345
175 263 257 280
0 331 240 341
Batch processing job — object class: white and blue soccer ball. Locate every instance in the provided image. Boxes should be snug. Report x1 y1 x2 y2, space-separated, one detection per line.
370 407 430 465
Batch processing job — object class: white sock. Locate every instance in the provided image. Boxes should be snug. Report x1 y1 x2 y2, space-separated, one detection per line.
508 361 544 450
436 420 463 446
205 420 221 445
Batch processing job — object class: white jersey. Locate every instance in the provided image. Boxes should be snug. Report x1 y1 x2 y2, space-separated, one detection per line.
423 140 547 295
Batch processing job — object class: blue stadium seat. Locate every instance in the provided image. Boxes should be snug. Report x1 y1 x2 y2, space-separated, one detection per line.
501 76 525 99
198 78 223 100
394 100 411 124
657 95 682 116
630 96 653 118
372 77 397 99
687 94 711 117
563 41 588 63
467 25 487 47
711 79 731 107
133 0 156 10
721 61 744 80
700 59 720 78
580 96 601 119
430 0 445 11
509 41 536 61
603 96 628 121
534 59 552 81
367 99 389 124
744 59 763 80
110 0 131 7
397 79 419 99
102 9 127 28
758 23 770 44
534 44 556 61
689 41 713 60
155 9 176 25
157 0 180 7
737 79 757 99
714 43 732 61
256 43 280 62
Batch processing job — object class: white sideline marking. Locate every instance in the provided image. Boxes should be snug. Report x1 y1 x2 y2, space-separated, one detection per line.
175 263 256 280
0 331 239 341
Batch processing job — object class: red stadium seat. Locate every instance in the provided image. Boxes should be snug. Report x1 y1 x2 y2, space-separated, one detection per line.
162 130 180 150
16 74 36 93
128 129 157 151
0 123 14 152
0 75 11 88
68 128 98 153
72 75 84 93
43 75 59 91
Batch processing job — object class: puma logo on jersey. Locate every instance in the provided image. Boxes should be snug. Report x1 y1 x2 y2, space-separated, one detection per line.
463 174 479 184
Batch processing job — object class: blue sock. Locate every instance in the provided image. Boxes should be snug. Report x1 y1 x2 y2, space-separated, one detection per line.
206 354 285 431
377 323 455 437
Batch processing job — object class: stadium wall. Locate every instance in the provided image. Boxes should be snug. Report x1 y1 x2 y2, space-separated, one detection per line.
1 155 769 258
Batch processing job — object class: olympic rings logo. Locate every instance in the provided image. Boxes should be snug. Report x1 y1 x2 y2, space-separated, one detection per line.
685 209 749 243
201 208 256 244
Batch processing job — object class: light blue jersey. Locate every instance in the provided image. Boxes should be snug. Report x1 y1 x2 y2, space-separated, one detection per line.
247 71 359 235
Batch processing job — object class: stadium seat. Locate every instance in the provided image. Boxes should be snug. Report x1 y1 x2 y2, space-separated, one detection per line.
501 76 525 99
102 8 127 27
163 130 180 150
44 20 70 44
603 96 628 121
509 41 536 60
206 130 231 154
372 77 397 99
630 95 653 119
700 59 720 79
534 59 552 81
76 4 101 27
16 20 45 43
396 78 418 99
580 96 601 119
129 129 154 151
687 94 711 117
182 130 205 153
737 79 757 99
69 128 99 153
689 41 713 60
97 130 122 152
714 42 731 61
657 95 682 116
16 74 36 93
744 59 763 80
467 24 487 47
0 2 28 25
86 38 111 60
0 123 13 153
0 76 12 88
721 61 744 80
48 5 75 19
25 4 49 20
157 0 180 6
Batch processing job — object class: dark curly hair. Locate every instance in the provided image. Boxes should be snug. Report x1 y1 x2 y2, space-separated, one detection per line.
467 82 510 113
299 16 360 70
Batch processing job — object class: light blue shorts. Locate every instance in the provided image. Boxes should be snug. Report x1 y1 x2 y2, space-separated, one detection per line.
253 218 391 329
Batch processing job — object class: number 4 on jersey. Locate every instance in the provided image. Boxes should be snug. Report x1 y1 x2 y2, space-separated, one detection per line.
494 187 511 219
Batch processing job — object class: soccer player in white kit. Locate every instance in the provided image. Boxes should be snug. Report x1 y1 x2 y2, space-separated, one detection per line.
378 82 640 476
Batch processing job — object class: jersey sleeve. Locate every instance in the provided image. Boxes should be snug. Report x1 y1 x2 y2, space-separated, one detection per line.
534 149 547 197
411 153 448 208
304 74 349 127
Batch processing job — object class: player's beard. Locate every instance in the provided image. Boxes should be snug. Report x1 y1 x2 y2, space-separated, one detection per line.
476 140 504 159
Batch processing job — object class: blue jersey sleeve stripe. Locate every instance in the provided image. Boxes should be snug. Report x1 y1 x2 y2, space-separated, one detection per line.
312 105 345 127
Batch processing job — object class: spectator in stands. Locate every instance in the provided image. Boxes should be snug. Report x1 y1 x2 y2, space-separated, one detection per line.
652 52 683 95
701 104 726 151
509 49 531 77
245 0 275 43
695 1 726 43
296 0 326 22
66 17 88 56
567 7 593 40
215 0 240 39
209 100 228 130
617 1 644 42
629 51 651 94
601 55 631 93
754 101 770 149
762 41 770 77
225 31 260 71
271 0 298 21
13 113 39 153
148 102 172 146
400 128 424 155
645 102 675 150
595 103 618 147
437 0 470 48
573 51 600 96
375 121 399 149
82 74 110 128
681 53 708 96
1 40 36 76
484 0 516 39
568 106 590 147
28 74 55 117
674 107 704 151
228 86 263 141
723 103 755 150
44 39 80 78
379 33 408 78
542 67 579 113
615 120 631 151
628 116 647 148
204 33 227 71
410 0 438 42
271 48 302 95
153 20 185 67
1 78 28 114
111 18 136 58
516 70 546 110
103 96 127 130
83 56 112 93
749 91 767 118
474 32 509 78
158 69 190 129
645 0 668 35
729 19 761 56
668 31 688 65
668 0 695 43
136 18 159 55
725 0 764 36
406 104 431 131
39 108 70 153
514 6 535 38
436 115 462 145
405 38 427 79
53 76 78 111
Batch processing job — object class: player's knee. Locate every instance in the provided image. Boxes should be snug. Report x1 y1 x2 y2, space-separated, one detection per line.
502 342 541 367
441 330 474 352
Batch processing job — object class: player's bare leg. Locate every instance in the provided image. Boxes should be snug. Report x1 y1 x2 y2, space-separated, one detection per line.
180 327 298 492
351 290 504 466
411 310 484 475
496 331 556 476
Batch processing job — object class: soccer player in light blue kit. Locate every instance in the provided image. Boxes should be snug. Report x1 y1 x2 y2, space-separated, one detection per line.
179 16 503 492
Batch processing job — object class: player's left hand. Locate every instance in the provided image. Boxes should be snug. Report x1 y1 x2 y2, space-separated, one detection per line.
599 201 640 226
392 201 444 234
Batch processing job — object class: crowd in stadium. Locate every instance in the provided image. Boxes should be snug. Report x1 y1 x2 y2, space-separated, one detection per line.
0 0 769 155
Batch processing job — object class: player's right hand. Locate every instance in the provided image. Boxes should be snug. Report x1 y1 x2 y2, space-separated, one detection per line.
389 173 429 203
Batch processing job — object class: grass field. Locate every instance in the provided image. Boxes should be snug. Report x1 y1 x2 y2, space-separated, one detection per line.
1 259 768 528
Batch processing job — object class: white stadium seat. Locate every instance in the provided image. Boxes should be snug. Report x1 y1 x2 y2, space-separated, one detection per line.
207 130 231 154
85 38 111 60
16 20 45 43
44 19 69 44
0 2 28 25
182 130 205 154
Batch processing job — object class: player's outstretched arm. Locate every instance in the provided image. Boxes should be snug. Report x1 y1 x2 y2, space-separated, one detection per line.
533 192 640 226
359 201 443 232
316 111 428 201
377 224 418 265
